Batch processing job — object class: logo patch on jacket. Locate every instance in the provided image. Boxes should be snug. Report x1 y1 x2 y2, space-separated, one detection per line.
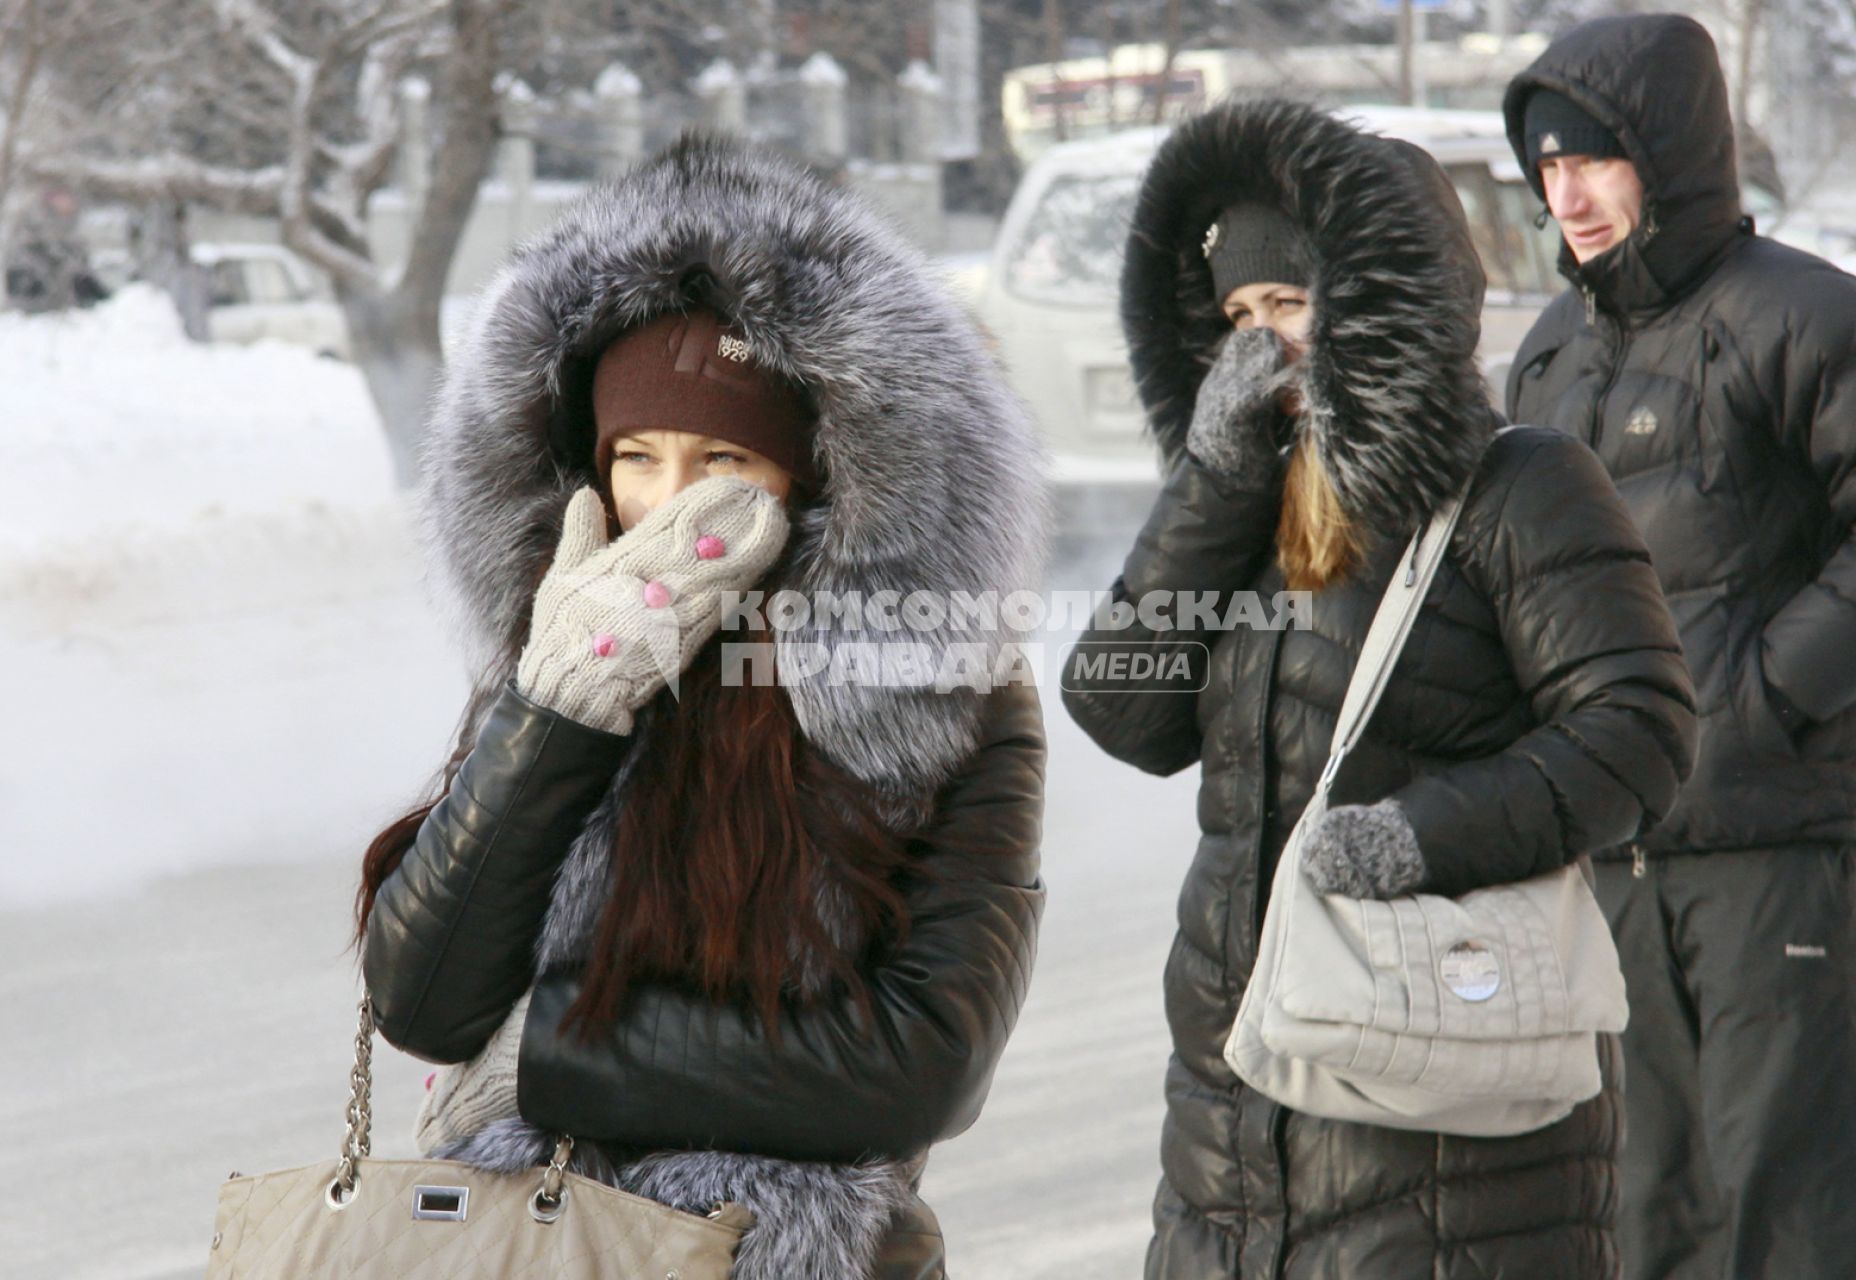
717 334 751 363
1624 406 1659 436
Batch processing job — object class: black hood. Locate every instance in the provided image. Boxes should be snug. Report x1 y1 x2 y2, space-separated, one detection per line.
1504 14 1745 313
1122 98 1494 543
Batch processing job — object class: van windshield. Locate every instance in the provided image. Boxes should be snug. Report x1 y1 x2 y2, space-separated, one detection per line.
1003 171 1140 306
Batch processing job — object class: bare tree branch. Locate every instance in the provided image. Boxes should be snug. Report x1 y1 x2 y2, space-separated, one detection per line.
335 0 448 58
211 0 315 87
17 150 287 212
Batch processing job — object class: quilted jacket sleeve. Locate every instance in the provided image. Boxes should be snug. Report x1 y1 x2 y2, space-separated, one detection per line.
1394 428 1699 896
1758 265 1856 723
1060 452 1280 776
515 681 1047 1163
362 681 633 1064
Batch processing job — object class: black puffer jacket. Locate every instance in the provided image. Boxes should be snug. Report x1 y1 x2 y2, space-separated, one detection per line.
1064 101 1697 1278
1505 13 1856 857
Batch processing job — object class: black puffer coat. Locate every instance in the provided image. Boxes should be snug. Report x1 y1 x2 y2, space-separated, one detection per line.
1063 101 1697 1278
1504 13 1856 858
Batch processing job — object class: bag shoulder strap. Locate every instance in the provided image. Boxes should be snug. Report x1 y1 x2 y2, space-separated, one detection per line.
1312 491 1469 803
1322 424 1520 778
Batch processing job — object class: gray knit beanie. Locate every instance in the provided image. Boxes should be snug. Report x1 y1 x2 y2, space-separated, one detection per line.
1203 202 1312 301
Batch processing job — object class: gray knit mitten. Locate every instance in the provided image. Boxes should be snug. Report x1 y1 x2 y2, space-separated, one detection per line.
516 478 789 734
1185 327 1297 487
1300 798 1427 898
414 991 529 1158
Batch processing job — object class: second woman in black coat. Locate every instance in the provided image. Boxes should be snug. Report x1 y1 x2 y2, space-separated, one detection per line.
1064 101 1697 1279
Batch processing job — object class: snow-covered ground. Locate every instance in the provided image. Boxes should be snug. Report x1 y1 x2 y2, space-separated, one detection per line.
0 287 464 905
0 289 1198 1277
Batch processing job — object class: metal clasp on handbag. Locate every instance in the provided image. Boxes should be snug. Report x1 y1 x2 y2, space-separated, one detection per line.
412 1185 471 1222
323 998 577 1226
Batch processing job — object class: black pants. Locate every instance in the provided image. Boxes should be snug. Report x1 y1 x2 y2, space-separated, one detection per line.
1595 849 1856 1280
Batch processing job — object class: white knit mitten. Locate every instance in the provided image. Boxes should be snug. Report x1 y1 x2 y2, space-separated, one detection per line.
414 991 529 1157
516 478 789 734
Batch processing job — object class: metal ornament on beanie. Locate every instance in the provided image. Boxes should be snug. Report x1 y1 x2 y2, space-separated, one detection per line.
591 308 820 493
1202 201 1314 302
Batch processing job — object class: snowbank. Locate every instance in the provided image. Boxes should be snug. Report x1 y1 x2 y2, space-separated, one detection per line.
1 288 467 906
0 285 395 554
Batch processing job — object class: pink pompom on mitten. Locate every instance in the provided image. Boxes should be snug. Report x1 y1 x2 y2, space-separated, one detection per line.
514 479 790 735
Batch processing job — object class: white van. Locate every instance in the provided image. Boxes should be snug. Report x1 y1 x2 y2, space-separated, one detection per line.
973 106 1562 480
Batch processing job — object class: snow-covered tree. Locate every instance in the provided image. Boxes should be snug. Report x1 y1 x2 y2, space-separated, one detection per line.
3 0 540 487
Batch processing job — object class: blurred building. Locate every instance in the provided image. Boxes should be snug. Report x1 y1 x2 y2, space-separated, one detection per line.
1000 35 1549 163
182 47 981 301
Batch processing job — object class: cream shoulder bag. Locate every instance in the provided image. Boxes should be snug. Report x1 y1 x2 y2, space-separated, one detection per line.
1223 487 1629 1139
205 998 751 1278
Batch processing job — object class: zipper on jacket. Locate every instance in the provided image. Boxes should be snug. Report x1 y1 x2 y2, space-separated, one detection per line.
1586 308 1631 451
1250 627 1289 944
1266 1104 1291 1277
1630 842 1647 879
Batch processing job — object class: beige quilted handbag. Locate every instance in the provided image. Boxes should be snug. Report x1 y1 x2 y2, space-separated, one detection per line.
205 999 751 1278
1224 485 1629 1138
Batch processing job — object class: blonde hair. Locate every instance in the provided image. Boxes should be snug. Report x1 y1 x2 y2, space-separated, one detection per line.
1276 436 1364 591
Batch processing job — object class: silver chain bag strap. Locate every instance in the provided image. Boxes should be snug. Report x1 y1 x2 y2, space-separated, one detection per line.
1224 483 1629 1138
205 997 753 1278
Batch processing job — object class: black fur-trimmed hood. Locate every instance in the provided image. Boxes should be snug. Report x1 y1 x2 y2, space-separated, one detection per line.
1121 99 1495 542
418 135 1047 808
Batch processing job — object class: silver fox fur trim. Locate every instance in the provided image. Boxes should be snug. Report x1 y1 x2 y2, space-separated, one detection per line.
414 135 1046 1277
436 1121 914 1280
418 132 1049 817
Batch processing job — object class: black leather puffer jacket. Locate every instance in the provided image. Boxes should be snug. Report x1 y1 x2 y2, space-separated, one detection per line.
363 679 1045 1273
359 137 1050 1277
1504 14 1856 858
1064 101 1697 1279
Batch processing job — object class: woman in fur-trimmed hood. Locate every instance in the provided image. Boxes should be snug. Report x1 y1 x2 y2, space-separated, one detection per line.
1063 100 1697 1277
356 134 1048 1280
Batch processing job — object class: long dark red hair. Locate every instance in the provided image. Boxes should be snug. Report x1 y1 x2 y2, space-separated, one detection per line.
356 594 913 1040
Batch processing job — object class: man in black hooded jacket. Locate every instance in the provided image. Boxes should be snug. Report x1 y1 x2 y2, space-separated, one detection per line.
1505 14 1856 1279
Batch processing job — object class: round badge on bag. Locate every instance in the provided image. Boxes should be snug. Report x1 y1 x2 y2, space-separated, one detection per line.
1441 940 1501 1002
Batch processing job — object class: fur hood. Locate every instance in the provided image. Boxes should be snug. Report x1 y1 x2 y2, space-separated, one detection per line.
1121 98 1495 542
418 134 1047 811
